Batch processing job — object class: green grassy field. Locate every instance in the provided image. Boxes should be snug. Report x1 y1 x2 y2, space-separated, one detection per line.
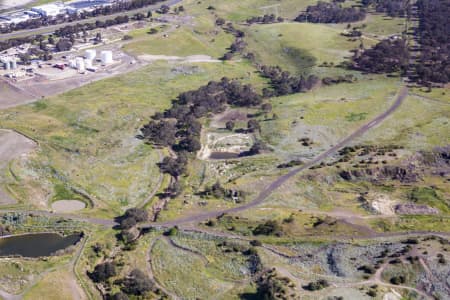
182 0 317 21
124 26 233 58
0 255 72 294
23 268 83 300
243 22 374 75
361 93 450 151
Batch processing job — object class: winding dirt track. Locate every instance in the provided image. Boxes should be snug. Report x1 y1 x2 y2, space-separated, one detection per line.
144 87 409 228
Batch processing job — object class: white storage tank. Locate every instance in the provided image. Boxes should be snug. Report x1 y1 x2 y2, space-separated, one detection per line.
100 50 113 65
84 59 93 68
69 59 77 68
75 57 85 72
10 59 17 69
85 49 96 60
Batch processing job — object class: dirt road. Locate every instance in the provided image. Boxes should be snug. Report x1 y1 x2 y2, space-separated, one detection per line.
142 87 409 228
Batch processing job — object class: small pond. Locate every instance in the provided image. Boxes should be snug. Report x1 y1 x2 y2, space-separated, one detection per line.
0 232 82 257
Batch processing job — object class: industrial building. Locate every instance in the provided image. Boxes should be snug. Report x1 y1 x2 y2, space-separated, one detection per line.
0 0 114 26
31 3 66 17
66 0 113 13
0 12 31 25
1 56 18 70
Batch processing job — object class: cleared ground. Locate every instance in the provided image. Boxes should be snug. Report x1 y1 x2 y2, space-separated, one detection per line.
0 129 36 205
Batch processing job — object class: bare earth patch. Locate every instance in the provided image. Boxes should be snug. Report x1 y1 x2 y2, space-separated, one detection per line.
198 132 253 160
51 200 86 213
0 129 37 205
383 290 402 300
370 194 396 215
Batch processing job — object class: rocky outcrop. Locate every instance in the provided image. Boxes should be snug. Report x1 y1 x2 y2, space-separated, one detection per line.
394 203 439 215
339 165 418 183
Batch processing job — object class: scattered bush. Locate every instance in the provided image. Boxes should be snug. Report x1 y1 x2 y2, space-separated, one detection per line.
303 279 329 291
121 269 153 295
253 220 283 236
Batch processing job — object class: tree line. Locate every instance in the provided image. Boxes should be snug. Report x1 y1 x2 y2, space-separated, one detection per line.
361 0 410 17
350 38 409 74
295 1 366 23
258 65 320 97
246 14 284 25
415 0 450 84
219 22 246 61
348 0 449 84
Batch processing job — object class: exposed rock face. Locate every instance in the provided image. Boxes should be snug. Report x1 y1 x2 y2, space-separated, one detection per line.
339 165 418 183
394 203 439 215
428 145 450 164
419 145 450 176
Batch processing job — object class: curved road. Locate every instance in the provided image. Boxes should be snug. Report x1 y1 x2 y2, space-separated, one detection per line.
143 87 409 228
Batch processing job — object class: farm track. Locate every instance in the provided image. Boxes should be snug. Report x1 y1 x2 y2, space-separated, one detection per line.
162 236 209 265
146 237 181 300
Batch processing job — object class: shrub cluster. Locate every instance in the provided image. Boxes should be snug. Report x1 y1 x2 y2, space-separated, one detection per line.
259 65 319 97
252 220 283 236
246 14 284 25
302 279 330 291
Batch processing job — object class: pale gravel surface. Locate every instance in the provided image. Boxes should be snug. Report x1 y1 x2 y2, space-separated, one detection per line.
51 200 86 213
0 129 37 204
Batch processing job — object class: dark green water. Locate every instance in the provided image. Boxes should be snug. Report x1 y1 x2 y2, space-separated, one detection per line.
0 233 82 257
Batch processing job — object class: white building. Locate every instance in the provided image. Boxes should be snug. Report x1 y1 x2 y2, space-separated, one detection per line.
0 12 31 24
75 57 85 72
84 59 93 68
0 56 18 70
31 3 66 17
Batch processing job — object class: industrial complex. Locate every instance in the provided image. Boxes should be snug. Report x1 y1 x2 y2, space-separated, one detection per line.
0 0 114 25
